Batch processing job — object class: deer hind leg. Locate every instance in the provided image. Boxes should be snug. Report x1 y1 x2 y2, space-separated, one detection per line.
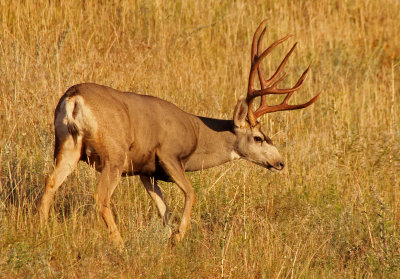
94 163 123 247
39 135 81 225
158 156 194 244
140 176 169 226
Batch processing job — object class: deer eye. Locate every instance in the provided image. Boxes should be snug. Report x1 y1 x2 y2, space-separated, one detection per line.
254 136 263 143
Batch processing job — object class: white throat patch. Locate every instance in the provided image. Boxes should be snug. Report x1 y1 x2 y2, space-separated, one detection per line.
230 151 241 160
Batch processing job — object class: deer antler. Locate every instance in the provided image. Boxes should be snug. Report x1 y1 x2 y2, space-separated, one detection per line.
246 20 321 127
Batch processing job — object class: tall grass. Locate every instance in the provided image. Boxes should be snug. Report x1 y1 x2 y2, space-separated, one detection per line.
1 0 399 277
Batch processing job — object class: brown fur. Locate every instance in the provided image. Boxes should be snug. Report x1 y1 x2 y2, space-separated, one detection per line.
39 83 284 247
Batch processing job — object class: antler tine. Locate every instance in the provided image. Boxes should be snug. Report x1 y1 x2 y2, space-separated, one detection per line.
253 66 314 118
281 66 310 104
266 42 297 86
253 91 322 118
257 27 267 88
247 35 293 102
257 27 268 107
247 20 268 126
248 19 268 93
251 42 298 98
247 22 292 126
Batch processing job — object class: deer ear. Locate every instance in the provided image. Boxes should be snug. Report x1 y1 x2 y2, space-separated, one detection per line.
233 98 249 128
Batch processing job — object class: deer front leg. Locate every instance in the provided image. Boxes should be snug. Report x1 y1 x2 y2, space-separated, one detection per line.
158 156 194 244
140 176 169 226
94 163 124 248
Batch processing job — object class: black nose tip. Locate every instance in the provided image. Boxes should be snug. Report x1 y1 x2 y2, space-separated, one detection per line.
277 161 285 169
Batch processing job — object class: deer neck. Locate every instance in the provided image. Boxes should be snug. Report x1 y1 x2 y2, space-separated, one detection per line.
184 116 240 171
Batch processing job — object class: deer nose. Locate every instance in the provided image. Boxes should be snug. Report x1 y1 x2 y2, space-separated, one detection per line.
276 161 285 170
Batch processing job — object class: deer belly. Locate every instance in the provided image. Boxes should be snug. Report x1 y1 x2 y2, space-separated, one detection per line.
122 151 157 176
121 155 171 181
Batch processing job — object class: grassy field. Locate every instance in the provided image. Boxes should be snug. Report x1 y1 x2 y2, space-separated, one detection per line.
1 0 399 277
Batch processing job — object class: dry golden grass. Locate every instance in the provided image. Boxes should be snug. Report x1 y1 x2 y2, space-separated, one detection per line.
1 0 399 277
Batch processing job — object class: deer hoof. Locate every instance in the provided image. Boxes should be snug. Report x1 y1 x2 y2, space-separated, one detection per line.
169 231 184 246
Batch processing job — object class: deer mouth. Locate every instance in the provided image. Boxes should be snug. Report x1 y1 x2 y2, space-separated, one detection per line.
266 161 285 171
266 164 278 172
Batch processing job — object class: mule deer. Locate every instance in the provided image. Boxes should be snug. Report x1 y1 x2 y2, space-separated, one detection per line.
39 20 320 246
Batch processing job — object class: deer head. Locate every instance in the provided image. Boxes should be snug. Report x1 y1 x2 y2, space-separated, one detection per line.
232 20 321 171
